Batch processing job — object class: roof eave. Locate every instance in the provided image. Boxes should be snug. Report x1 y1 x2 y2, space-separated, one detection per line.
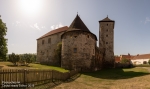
61 30 97 41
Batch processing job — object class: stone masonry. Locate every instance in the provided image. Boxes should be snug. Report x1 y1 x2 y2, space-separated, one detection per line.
61 30 96 71
37 26 68 66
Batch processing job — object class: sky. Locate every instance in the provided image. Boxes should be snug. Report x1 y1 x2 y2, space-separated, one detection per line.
0 0 150 55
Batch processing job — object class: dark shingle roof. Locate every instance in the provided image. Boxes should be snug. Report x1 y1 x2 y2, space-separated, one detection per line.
67 14 90 32
37 26 68 40
99 16 114 22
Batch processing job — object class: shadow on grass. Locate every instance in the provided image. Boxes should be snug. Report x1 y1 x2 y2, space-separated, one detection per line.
81 68 150 80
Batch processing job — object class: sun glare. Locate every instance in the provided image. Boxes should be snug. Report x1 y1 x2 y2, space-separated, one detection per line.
20 0 42 15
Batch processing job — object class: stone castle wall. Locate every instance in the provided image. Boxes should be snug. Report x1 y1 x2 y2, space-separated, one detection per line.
61 30 96 71
37 32 65 66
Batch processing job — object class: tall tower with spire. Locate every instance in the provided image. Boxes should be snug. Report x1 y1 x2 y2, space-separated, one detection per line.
99 16 115 68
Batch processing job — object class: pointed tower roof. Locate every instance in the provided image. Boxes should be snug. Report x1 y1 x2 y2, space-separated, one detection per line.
67 14 90 32
99 16 114 22
61 14 97 40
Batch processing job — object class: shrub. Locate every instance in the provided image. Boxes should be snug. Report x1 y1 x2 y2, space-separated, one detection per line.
120 58 130 64
143 61 147 64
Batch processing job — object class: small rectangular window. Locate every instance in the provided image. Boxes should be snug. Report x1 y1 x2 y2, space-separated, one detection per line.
106 42 108 44
42 40 44 45
48 38 51 43
106 35 108 37
87 35 89 38
93 49 94 54
74 48 77 53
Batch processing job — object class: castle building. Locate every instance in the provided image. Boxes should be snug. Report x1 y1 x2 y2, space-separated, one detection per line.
37 14 115 71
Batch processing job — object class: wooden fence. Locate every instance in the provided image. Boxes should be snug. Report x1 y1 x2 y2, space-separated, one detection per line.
0 69 79 88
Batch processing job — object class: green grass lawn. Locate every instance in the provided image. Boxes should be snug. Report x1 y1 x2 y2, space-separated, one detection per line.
0 62 68 72
54 67 150 89
29 63 68 72
134 64 150 67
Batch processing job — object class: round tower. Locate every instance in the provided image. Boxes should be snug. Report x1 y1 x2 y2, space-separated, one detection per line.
61 15 97 71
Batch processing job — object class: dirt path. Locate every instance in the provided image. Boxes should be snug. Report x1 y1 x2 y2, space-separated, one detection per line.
0 64 9 68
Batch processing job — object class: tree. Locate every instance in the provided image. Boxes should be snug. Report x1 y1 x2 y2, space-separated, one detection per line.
54 42 62 66
120 58 130 64
9 53 20 66
0 15 8 61
148 59 150 65
30 54 36 63
24 53 32 65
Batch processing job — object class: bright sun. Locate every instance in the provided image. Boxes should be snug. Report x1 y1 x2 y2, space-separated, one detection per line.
20 0 42 15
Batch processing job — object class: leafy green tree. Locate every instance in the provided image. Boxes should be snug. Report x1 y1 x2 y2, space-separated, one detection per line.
30 54 36 63
0 16 8 61
120 58 130 64
24 53 33 65
9 53 20 66
54 42 62 66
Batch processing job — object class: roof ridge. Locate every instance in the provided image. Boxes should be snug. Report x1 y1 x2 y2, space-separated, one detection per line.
52 26 68 31
37 26 68 40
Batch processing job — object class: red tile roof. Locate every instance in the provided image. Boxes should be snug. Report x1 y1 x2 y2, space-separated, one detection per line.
132 54 150 60
37 26 68 40
115 57 120 62
121 55 131 59
130 56 135 59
